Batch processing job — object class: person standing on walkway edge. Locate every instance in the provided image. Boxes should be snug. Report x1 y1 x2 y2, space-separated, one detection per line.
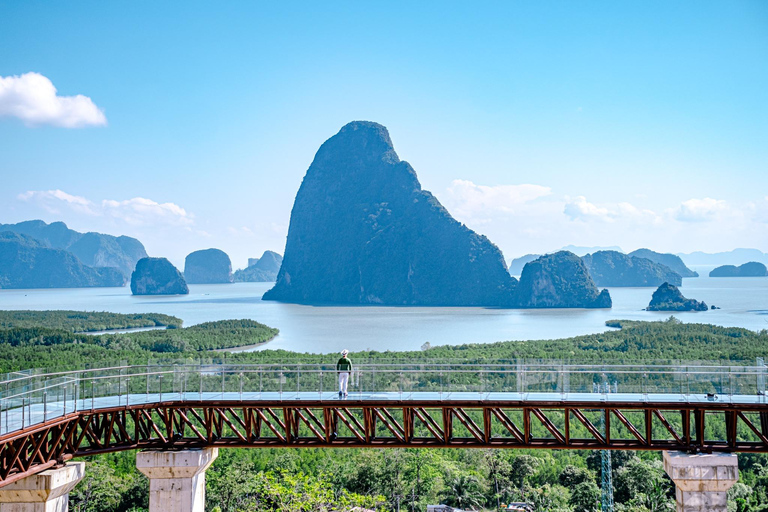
337 349 352 397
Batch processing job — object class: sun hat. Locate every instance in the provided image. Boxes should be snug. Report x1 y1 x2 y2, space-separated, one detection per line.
341 349 349 356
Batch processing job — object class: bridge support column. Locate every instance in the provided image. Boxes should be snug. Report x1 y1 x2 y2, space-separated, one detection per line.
0 461 85 512
136 448 218 512
663 451 738 512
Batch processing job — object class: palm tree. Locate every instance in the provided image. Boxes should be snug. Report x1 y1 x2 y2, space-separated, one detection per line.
443 474 486 511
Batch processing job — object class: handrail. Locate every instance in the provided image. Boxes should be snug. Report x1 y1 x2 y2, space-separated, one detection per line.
2 360 765 386
1 361 766 385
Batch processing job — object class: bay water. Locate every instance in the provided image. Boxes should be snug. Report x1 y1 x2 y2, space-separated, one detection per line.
0 268 765 354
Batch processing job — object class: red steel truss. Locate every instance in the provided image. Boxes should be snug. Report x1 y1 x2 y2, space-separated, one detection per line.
2 398 768 488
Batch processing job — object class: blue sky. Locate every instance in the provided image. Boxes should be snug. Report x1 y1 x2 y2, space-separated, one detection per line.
1 1 767 267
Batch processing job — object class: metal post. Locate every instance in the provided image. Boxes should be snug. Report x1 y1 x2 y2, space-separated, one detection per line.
74 376 79 413
91 381 95 410
320 370 323 399
239 373 243 401
159 375 163 402
729 367 733 398
43 391 47 422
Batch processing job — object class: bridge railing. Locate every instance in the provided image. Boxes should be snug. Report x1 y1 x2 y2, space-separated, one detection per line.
2 362 767 435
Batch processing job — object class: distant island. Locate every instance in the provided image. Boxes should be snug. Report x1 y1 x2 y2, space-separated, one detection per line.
234 251 283 282
508 254 540 275
647 282 708 312
130 257 189 295
628 248 698 277
560 245 623 256
263 121 609 308
0 231 124 289
678 248 768 267
184 248 233 284
582 250 682 287
710 262 768 277
0 220 147 279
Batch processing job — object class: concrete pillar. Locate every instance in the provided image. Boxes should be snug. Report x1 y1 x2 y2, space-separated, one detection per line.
0 462 85 512
663 451 739 512
136 448 218 512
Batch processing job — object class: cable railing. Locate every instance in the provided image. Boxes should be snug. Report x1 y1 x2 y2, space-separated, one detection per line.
1 361 767 436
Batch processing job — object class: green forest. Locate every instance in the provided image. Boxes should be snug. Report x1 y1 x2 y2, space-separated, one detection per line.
2 311 768 511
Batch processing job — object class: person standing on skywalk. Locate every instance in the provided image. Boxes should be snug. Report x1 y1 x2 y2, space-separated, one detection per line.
337 349 352 398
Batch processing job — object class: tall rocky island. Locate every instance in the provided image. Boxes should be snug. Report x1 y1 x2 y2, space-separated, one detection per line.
263 121 610 308
516 252 612 308
184 248 233 284
130 257 189 295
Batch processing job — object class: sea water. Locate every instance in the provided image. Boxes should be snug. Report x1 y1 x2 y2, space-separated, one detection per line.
0 270 765 354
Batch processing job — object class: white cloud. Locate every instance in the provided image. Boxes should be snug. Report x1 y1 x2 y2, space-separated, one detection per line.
445 180 552 217
0 72 106 128
17 190 96 215
564 196 612 221
19 190 192 226
101 197 193 226
564 196 661 224
673 198 729 222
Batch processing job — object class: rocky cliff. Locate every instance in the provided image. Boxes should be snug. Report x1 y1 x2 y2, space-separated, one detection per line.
262 121 518 306
130 257 189 295
515 251 611 308
628 249 698 278
184 249 233 284
709 262 768 277
0 232 124 289
647 282 707 311
582 250 682 287
0 220 147 278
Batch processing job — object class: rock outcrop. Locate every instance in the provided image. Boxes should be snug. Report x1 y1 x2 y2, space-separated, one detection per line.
582 250 682 287
263 121 518 306
0 220 148 279
0 231 124 289
514 251 612 308
130 257 189 295
234 251 283 282
647 282 707 311
509 254 541 276
184 249 233 284
628 249 698 278
709 262 768 277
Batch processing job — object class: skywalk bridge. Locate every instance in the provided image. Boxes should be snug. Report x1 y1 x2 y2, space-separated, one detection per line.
0 362 764 511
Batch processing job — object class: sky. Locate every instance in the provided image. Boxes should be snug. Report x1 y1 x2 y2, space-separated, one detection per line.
1 1 767 269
